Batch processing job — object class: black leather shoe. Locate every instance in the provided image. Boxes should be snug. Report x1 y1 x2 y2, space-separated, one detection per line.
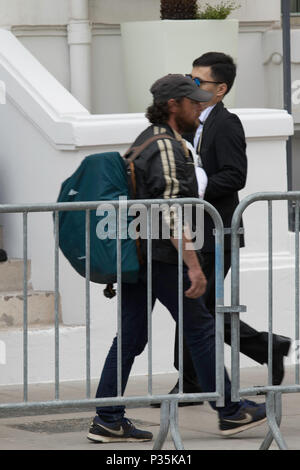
0 249 7 262
150 381 204 408
271 336 291 385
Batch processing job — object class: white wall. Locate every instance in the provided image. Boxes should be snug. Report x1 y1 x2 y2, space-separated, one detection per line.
263 29 300 121
0 0 284 115
0 0 281 25
235 31 266 109
230 0 280 22
91 25 129 114
13 24 272 114
0 0 70 25
0 0 160 25
17 31 71 92
90 0 160 23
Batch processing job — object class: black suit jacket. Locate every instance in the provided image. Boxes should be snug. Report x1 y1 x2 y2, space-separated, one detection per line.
184 102 247 252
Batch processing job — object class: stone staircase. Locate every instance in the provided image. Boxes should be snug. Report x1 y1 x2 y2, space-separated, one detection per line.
0 225 61 329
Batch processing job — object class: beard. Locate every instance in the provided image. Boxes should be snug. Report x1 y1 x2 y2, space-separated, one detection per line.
174 114 199 134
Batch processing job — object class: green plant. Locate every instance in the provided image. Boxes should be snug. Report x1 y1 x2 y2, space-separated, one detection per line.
197 1 240 19
160 0 198 20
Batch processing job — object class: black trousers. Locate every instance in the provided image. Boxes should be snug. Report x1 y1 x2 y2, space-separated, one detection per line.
96 262 240 419
174 251 272 385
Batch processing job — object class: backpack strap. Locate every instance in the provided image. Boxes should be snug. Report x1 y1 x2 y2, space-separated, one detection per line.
123 133 176 164
123 133 177 269
124 133 176 199
104 135 176 299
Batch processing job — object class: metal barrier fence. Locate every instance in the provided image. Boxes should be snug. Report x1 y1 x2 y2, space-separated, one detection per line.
230 191 300 450
0 198 226 450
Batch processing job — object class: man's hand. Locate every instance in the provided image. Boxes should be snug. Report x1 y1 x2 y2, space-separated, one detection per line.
170 233 207 299
185 267 207 299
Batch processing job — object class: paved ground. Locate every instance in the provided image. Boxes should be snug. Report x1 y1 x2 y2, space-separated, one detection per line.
0 365 299 450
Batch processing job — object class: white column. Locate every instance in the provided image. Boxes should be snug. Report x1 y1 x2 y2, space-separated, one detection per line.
67 0 92 111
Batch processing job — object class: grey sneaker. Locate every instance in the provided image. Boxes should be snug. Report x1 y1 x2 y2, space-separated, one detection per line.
87 415 153 443
219 400 267 436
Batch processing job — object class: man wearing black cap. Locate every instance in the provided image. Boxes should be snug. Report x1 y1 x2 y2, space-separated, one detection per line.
87 74 266 444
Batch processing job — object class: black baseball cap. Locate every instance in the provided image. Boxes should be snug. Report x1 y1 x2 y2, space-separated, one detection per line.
150 74 212 103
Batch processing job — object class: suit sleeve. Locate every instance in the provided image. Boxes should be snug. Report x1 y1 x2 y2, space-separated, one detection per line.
204 115 247 202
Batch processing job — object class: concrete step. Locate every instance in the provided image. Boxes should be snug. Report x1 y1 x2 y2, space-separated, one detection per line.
0 259 32 292
0 290 61 328
0 324 87 385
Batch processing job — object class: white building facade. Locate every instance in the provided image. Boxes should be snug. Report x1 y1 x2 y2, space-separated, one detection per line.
0 0 298 384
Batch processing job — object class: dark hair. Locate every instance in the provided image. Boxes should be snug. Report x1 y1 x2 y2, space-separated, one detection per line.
146 98 183 125
192 52 236 94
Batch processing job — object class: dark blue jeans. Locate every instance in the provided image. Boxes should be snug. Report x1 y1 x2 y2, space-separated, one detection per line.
95 261 241 420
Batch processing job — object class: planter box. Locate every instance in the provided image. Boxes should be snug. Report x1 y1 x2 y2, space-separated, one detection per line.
121 19 239 113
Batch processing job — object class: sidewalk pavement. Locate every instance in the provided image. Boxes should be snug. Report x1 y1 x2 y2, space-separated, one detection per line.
0 365 299 450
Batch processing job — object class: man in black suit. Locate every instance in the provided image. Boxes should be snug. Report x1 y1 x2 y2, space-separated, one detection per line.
169 52 291 402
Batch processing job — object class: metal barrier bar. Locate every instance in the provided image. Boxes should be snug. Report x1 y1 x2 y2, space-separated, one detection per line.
23 212 28 402
147 207 153 396
268 201 273 386
85 209 91 398
230 208 241 402
231 191 300 449
178 205 183 395
0 198 242 214
265 391 288 450
202 202 226 407
238 385 300 396
295 200 299 385
213 205 225 407
0 198 225 450
260 392 286 450
0 391 221 413
170 401 184 450
117 205 122 397
54 211 60 400
153 401 170 450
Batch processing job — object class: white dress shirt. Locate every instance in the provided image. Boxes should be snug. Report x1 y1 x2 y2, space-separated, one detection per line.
190 104 216 198
184 140 208 198
193 104 216 151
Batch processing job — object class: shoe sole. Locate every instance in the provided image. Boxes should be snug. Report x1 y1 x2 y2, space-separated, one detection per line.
87 433 152 443
220 417 267 437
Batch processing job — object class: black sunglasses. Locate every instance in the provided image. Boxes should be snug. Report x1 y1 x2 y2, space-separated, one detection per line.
185 74 222 86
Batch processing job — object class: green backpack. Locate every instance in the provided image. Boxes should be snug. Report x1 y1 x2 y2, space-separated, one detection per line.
57 134 173 292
